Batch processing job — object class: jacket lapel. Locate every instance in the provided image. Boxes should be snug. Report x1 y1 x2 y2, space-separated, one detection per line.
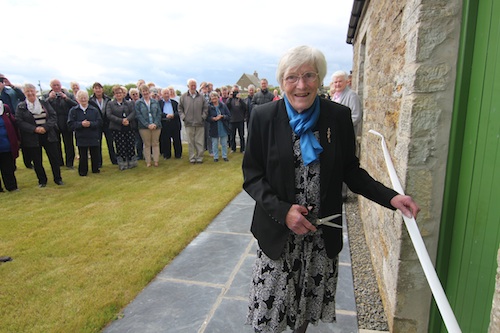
274 102 296 202
318 100 337 201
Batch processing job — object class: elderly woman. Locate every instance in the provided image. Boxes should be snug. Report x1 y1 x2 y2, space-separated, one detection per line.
243 45 420 333
330 70 362 137
330 70 364 200
128 88 143 160
135 84 162 167
207 91 231 162
106 85 137 170
15 83 63 187
167 86 179 103
68 90 102 176
0 101 19 192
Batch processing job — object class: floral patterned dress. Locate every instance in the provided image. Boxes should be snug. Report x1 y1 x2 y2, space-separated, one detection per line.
246 132 339 333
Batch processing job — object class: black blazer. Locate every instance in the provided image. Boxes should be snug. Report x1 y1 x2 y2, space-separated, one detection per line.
159 99 181 130
242 98 398 260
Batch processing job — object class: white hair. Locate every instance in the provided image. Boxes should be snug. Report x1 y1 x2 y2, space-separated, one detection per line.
331 70 348 81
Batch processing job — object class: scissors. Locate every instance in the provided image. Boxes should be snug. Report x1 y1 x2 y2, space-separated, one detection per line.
305 212 343 228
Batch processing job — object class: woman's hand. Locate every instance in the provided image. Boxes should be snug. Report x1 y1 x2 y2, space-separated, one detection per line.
390 194 421 218
285 204 317 235
35 126 46 134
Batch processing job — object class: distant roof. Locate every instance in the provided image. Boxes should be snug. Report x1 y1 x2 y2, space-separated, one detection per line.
236 73 261 90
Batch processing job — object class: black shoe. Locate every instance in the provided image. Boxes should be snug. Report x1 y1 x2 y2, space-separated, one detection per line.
55 180 64 186
92 170 100 174
38 183 47 188
223 158 229 162
66 166 74 170
214 159 219 162
0 256 12 262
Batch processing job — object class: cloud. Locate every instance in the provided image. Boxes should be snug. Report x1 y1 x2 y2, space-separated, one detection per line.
2 0 354 92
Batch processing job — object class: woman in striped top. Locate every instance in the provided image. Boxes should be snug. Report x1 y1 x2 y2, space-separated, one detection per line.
15 83 63 187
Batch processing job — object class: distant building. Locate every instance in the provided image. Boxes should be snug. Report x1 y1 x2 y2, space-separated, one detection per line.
236 71 261 91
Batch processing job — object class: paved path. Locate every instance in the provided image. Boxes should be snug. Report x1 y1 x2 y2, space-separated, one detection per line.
103 191 358 333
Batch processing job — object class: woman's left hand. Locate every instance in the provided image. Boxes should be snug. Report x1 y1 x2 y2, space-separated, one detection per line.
390 194 421 219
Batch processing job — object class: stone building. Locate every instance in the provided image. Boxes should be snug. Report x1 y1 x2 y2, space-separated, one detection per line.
346 0 499 332
236 71 261 91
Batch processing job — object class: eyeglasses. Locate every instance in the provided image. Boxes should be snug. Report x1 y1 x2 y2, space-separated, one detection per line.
284 72 319 84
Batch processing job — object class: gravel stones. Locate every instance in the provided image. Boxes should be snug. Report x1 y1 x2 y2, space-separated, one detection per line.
345 194 390 331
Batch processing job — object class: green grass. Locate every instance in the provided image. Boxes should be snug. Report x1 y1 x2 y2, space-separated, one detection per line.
0 144 245 333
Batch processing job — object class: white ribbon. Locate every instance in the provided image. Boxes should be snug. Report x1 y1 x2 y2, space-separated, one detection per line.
369 130 461 333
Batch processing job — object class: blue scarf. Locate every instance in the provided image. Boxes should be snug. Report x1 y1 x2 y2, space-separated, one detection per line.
284 95 323 165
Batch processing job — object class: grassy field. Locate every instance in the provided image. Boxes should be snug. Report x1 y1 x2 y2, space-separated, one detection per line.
0 145 245 333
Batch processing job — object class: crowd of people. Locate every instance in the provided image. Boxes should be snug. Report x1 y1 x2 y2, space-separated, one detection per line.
0 68 359 193
0 72 281 191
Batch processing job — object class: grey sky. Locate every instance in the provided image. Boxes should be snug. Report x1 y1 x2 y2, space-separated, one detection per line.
2 0 354 92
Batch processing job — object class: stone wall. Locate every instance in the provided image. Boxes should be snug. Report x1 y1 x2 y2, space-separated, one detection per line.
350 0 462 332
490 248 500 332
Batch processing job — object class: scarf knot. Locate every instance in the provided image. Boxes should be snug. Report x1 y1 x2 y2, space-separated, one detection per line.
284 95 323 165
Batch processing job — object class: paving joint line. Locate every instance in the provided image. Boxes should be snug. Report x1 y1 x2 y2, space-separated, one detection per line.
198 237 255 333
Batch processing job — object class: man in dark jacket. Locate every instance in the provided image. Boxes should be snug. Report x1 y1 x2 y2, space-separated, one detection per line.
44 79 77 169
89 82 116 166
159 88 182 159
0 74 25 114
226 85 247 153
250 78 274 109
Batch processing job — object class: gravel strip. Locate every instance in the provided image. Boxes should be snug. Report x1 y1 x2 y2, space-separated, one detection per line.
345 194 390 331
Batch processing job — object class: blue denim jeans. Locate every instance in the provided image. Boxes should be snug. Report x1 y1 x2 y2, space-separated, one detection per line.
211 135 228 160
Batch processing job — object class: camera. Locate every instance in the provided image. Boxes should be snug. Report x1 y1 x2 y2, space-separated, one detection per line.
55 92 62 98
